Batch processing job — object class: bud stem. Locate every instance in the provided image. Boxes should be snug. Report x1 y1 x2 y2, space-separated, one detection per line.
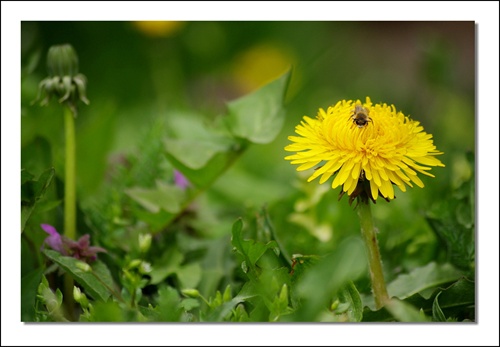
357 200 389 309
64 106 77 318
64 106 76 240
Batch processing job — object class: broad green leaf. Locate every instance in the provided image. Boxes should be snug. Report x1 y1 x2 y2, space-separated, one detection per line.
133 209 175 233
436 277 474 308
125 183 184 214
433 277 475 321
225 70 291 144
165 142 244 189
163 111 243 188
21 167 55 232
164 138 232 170
387 262 462 300
164 70 290 190
42 249 114 302
21 268 43 322
363 277 475 322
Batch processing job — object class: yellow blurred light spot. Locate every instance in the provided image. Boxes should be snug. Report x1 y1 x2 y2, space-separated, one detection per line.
133 21 185 37
232 43 294 93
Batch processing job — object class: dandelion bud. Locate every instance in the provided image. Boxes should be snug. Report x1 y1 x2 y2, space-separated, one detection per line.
47 44 79 78
34 43 89 113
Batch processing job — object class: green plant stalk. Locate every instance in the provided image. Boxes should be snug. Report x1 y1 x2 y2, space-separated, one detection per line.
64 107 76 240
64 106 77 318
357 200 389 309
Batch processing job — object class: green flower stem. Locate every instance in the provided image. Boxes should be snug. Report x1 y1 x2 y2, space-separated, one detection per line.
64 106 76 318
64 107 76 240
357 200 389 309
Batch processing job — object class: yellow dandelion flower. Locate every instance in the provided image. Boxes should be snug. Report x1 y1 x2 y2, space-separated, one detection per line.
285 97 445 204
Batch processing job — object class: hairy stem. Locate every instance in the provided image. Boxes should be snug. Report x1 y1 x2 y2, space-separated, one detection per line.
357 201 389 309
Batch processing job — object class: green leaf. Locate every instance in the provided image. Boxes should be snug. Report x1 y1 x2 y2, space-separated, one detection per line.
21 169 34 185
156 285 183 322
164 70 290 191
362 277 475 322
177 263 202 289
195 236 235 298
207 281 258 322
87 301 126 322
231 218 281 273
231 218 245 256
278 284 288 309
164 138 232 171
225 69 291 144
433 277 475 321
125 183 184 214
384 298 430 322
426 157 475 272
36 275 68 322
180 298 200 311
163 111 243 188
387 262 462 300
21 167 55 232
149 249 184 285
293 237 367 321
42 249 114 302
269 283 293 322
21 268 43 322
336 281 363 322
290 254 321 281
165 142 244 189
149 248 201 288
432 292 447 322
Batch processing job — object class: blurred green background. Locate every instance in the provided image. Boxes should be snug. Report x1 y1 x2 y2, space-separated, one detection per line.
21 21 475 306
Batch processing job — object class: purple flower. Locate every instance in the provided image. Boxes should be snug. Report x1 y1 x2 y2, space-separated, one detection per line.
41 224 66 255
66 234 107 262
40 224 106 263
174 170 190 190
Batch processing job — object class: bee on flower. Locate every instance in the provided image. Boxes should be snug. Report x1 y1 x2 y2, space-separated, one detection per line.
284 97 445 205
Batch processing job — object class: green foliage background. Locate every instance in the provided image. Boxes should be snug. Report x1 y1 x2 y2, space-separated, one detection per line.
21 21 475 323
